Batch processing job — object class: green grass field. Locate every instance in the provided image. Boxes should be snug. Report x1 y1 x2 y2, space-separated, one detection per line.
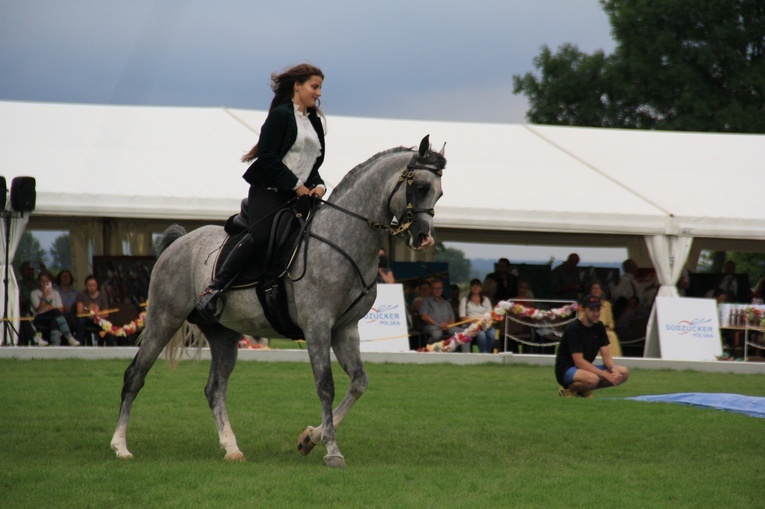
1 358 763 508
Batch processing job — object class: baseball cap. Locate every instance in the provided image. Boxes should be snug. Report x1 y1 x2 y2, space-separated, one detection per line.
580 294 602 309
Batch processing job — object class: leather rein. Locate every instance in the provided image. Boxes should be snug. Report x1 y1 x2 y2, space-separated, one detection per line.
290 153 443 317
318 155 443 239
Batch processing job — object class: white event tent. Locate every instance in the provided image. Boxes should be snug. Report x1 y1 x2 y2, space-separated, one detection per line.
1 100 764 349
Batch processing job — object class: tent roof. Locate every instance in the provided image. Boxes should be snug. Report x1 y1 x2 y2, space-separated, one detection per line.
1 100 763 239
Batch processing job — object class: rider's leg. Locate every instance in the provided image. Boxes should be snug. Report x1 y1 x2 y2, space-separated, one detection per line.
195 186 290 320
195 234 259 319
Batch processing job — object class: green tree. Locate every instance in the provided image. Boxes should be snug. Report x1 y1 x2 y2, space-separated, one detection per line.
513 0 765 132
725 252 765 289
512 44 618 127
695 249 715 273
13 232 47 273
49 233 72 273
435 243 471 283
695 250 765 293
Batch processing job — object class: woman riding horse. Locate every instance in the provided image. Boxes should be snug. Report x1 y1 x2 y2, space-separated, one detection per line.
111 136 444 467
196 63 327 321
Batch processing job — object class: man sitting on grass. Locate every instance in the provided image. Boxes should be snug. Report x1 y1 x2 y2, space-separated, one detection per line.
555 294 630 398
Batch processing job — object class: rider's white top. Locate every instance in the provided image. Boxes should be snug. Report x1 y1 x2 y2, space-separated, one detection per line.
283 102 324 191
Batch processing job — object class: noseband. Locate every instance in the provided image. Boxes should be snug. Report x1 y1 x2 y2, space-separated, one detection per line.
383 154 443 238
315 152 443 240
290 150 444 319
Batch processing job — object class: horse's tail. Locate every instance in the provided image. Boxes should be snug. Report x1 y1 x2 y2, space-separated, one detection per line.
156 224 187 258
134 323 206 368
161 323 207 367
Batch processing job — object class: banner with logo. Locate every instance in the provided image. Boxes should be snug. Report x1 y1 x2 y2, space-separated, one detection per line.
358 284 410 352
652 296 722 361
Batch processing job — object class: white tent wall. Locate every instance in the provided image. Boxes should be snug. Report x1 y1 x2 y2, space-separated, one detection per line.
3 101 765 355
5 101 761 237
528 125 765 239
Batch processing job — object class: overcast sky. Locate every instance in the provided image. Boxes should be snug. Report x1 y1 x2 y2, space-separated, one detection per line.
0 0 615 124
1 1 622 264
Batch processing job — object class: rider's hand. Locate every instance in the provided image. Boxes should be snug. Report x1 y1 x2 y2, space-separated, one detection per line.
295 185 311 197
309 187 325 199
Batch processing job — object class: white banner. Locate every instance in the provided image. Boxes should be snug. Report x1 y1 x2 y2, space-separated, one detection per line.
652 296 722 361
358 284 410 352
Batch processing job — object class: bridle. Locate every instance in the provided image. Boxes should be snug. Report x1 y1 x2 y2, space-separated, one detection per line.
316 152 444 240
289 151 444 317
384 153 444 237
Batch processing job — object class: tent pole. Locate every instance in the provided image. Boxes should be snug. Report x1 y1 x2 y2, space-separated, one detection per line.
2 212 19 346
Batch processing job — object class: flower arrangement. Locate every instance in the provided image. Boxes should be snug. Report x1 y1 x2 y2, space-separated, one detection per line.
97 311 146 338
238 336 269 349
421 300 579 353
744 307 765 328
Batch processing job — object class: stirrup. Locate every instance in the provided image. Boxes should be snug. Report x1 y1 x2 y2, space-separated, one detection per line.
195 288 226 322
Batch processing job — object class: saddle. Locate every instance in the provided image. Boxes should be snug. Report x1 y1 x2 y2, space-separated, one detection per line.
213 197 313 339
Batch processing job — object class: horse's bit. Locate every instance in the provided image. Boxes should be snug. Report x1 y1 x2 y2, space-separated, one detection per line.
291 153 444 316
317 153 443 240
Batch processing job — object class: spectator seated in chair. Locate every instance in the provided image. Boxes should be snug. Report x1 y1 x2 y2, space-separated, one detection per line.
458 279 496 353
75 275 110 346
30 272 80 346
419 279 465 352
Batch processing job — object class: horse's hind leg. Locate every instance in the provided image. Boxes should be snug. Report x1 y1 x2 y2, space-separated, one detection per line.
198 323 245 461
110 317 186 459
299 327 367 468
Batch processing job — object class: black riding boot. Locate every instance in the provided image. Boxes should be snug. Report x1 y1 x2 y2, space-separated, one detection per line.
195 234 258 321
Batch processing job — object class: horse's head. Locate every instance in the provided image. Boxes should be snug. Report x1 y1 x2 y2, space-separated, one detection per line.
389 135 445 250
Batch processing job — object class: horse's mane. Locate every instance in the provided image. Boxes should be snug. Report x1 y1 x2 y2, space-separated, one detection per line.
329 145 446 201
328 146 413 201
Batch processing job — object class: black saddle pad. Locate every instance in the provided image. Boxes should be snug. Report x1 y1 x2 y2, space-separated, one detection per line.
213 209 308 339
256 278 304 339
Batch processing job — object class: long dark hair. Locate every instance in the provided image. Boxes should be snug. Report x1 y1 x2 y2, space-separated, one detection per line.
241 63 325 163
469 278 485 299
83 274 99 290
55 269 74 288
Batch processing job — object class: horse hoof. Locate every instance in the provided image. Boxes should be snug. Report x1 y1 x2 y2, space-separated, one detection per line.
323 454 346 468
224 451 246 462
111 440 134 460
297 427 317 456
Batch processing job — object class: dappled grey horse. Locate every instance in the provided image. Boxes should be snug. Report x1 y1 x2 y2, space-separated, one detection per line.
110 136 445 467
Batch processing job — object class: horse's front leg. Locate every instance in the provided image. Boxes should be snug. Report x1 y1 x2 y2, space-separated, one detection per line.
302 326 345 468
298 327 368 467
199 323 245 462
301 328 368 438
329 327 368 426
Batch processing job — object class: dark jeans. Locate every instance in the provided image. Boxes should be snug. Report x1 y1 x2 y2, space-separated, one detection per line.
18 320 36 346
76 316 100 346
33 309 74 343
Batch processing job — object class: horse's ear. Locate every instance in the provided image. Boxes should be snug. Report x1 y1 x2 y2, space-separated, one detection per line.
418 135 430 158
438 142 446 157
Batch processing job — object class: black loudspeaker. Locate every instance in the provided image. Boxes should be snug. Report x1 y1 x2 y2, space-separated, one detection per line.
10 177 36 212
0 177 6 211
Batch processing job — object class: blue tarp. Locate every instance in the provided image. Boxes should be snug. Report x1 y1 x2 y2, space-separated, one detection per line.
626 393 765 419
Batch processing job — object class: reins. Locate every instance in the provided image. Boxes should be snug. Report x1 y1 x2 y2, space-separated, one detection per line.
313 154 443 240
223 150 443 321
292 153 444 317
